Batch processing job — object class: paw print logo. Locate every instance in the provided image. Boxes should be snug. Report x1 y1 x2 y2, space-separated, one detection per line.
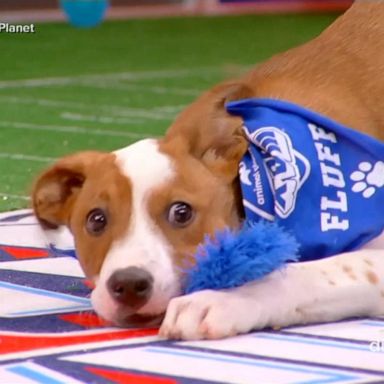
350 161 384 198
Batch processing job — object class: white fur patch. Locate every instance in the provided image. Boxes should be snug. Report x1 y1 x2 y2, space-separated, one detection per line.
91 139 181 319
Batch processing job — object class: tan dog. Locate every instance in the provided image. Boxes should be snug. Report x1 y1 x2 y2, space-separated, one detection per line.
33 1 384 340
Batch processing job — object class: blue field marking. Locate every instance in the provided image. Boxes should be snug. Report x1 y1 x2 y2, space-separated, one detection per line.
360 320 384 327
9 305 93 317
8 364 68 384
254 333 370 351
144 346 362 384
0 212 33 222
0 281 90 304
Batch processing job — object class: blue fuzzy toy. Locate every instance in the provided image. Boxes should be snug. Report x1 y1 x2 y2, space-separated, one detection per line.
184 221 299 294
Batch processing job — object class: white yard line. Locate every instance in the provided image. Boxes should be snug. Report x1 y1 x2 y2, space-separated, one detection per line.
61 112 145 125
0 121 156 139
0 96 174 121
0 193 30 201
0 67 221 90
106 107 171 120
0 153 55 163
153 105 187 113
84 81 202 96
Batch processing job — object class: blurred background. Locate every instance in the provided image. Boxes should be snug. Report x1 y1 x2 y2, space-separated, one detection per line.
0 0 351 211
1 1 352 21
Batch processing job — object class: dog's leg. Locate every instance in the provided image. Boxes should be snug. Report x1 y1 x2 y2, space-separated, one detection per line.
159 249 384 340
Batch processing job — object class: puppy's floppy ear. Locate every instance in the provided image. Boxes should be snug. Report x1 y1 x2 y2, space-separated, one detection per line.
211 81 253 111
199 133 248 184
32 151 107 229
167 82 252 183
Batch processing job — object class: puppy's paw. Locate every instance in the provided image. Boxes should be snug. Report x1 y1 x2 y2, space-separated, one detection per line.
158 290 259 340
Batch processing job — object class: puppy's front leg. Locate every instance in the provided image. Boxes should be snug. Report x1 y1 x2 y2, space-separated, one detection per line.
159 249 384 340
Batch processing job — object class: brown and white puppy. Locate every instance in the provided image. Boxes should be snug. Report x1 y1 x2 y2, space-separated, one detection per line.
32 0 384 340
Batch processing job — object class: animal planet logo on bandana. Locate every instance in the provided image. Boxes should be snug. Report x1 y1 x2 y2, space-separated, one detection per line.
227 98 384 261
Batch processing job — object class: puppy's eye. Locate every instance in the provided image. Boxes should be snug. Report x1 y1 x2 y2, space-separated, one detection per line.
86 208 107 236
167 202 194 227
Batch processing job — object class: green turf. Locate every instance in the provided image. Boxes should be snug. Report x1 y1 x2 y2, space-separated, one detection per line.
0 12 338 211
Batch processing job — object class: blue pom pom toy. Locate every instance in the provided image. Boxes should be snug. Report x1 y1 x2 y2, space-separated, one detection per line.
184 221 299 294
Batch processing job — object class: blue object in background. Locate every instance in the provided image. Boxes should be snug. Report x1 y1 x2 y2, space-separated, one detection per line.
60 0 109 28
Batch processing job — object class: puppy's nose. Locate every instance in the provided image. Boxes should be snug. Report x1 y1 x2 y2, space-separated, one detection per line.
107 267 153 308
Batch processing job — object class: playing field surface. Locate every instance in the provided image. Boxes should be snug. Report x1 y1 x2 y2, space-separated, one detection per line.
0 12 337 211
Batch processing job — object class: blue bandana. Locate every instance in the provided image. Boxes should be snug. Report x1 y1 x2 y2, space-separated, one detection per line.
226 98 384 261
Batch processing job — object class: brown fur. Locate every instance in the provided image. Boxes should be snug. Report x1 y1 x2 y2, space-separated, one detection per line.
152 139 244 268
33 151 133 278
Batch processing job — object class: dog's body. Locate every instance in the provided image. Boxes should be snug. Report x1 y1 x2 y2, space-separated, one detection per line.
33 0 384 340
